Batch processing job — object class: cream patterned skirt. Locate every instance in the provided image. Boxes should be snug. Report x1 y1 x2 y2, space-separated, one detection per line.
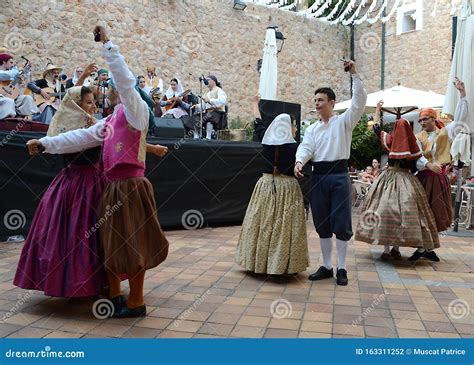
235 173 309 274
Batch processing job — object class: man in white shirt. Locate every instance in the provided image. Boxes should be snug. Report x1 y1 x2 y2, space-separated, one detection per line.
294 60 367 286
0 53 38 119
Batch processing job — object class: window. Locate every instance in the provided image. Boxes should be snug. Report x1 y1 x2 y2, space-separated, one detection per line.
396 0 423 35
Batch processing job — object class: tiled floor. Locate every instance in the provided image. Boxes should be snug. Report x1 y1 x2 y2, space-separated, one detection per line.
1 218 473 338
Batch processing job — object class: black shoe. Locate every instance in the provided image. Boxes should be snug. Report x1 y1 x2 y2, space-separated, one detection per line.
408 250 425 261
381 253 390 261
336 268 348 286
390 248 402 260
110 295 126 317
308 266 333 281
424 250 440 262
114 304 147 318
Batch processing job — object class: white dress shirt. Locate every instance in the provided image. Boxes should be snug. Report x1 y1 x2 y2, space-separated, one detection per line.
40 40 148 155
296 74 367 165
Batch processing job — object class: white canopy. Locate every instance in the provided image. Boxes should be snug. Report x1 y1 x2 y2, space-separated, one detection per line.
334 85 445 118
258 28 278 100
442 0 473 175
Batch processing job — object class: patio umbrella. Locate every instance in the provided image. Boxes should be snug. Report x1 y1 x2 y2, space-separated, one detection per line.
334 85 445 119
258 28 278 100
442 0 473 230
442 0 473 177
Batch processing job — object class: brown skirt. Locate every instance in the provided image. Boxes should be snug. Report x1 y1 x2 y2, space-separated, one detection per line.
99 177 169 273
417 170 452 232
355 168 440 249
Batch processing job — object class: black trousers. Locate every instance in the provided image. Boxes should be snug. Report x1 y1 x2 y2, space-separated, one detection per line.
310 172 353 241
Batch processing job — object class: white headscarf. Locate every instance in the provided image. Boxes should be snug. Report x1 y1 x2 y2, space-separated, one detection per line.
261 113 297 146
165 78 183 99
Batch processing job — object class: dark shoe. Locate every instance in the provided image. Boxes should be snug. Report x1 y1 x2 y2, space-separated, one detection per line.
381 253 390 261
336 268 348 286
390 248 402 260
110 295 127 317
114 304 147 318
424 250 440 262
408 250 425 262
308 266 333 281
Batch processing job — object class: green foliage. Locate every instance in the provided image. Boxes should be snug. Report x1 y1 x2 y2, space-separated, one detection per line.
228 117 254 141
350 114 387 169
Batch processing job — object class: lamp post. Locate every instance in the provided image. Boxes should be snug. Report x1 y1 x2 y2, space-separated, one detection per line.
233 0 247 10
267 26 285 53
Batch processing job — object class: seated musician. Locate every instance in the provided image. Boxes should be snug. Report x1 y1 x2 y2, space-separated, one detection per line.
0 53 38 119
160 78 190 119
95 68 109 115
65 66 84 89
27 63 65 124
144 65 163 117
187 75 227 139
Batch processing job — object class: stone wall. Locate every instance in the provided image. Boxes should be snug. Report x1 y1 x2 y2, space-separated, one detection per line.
1 0 350 122
1 0 458 122
355 0 457 95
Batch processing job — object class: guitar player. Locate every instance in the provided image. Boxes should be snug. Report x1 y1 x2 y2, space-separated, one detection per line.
27 63 65 124
160 78 191 119
0 53 38 120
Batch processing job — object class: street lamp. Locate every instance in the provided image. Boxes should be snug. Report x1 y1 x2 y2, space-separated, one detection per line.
267 26 285 53
233 0 247 10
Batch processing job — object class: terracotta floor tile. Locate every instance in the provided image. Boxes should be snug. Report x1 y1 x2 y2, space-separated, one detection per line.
300 321 332 334
43 331 83 338
332 323 364 337
264 329 298 338
237 315 270 327
230 326 265 338
207 313 241 325
7 327 53 338
268 318 300 330
394 319 426 331
365 326 398 338
198 323 233 337
298 331 332 338
87 323 130 337
135 317 173 330
122 327 161 338
158 330 193 338
168 320 203 333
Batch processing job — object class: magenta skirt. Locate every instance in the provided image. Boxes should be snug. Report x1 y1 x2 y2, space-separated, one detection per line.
13 162 107 297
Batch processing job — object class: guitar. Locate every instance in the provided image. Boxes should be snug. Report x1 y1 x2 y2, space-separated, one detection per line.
149 87 162 101
0 63 32 100
164 89 192 111
34 87 66 107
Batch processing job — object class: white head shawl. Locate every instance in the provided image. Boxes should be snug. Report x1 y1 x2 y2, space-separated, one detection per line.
261 113 297 146
165 78 183 99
